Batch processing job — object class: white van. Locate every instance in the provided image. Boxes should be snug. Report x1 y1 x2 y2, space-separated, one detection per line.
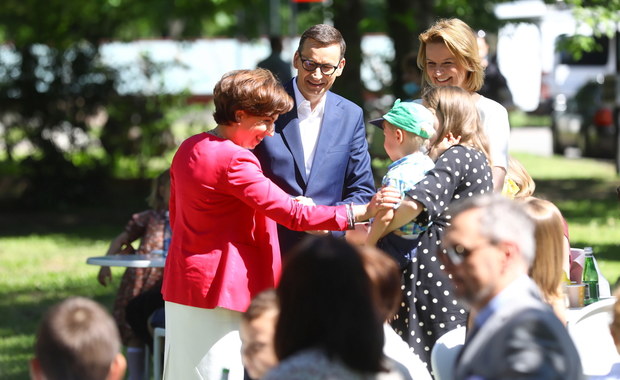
494 0 616 113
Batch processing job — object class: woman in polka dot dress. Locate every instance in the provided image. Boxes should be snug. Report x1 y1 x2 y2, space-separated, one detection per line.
378 86 493 369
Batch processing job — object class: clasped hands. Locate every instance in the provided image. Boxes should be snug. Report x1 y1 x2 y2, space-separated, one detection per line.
292 186 401 236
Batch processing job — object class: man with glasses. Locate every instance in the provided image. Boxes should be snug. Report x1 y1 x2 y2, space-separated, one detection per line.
253 24 375 255
443 194 583 380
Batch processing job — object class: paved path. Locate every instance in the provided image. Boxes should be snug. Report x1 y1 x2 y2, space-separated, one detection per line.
509 126 552 156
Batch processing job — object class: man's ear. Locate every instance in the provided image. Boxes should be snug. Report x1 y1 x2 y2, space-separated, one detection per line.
395 128 405 144
334 57 346 77
29 358 46 380
106 353 127 380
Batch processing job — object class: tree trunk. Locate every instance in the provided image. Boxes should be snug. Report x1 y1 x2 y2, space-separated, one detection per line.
332 0 364 109
386 0 434 99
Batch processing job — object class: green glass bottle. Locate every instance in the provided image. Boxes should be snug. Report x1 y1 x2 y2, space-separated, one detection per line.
582 247 599 305
220 368 230 380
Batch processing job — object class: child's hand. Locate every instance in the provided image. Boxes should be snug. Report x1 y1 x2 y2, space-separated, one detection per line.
367 186 401 217
446 132 461 145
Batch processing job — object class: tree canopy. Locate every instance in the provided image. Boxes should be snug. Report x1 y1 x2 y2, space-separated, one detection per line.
0 0 618 209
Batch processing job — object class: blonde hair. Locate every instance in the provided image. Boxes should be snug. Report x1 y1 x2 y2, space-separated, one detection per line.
417 18 484 92
422 86 491 163
384 122 426 153
506 156 536 199
523 198 565 304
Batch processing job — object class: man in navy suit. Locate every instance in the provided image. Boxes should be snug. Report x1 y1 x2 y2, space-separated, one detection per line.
443 194 583 380
253 24 375 255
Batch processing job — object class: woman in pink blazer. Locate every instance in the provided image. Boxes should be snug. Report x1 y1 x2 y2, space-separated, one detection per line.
162 68 396 379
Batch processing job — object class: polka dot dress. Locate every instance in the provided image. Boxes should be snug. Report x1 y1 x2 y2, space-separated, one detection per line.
389 145 493 369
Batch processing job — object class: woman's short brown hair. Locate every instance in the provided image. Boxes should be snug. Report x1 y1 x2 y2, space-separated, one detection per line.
213 68 293 125
417 18 484 93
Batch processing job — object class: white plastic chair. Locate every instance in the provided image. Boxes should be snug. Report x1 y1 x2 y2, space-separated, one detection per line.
568 297 619 376
430 325 466 380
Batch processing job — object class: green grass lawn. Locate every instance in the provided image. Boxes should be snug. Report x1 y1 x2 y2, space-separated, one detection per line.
0 212 132 379
1 153 619 379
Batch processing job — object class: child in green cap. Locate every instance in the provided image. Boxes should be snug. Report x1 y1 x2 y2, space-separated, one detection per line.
366 99 436 265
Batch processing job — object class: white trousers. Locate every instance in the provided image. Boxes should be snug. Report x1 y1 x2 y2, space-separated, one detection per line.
162 301 242 380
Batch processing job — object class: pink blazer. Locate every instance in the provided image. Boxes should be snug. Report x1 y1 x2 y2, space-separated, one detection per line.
162 133 348 312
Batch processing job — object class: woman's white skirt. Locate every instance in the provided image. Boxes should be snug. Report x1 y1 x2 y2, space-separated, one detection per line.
162 301 242 380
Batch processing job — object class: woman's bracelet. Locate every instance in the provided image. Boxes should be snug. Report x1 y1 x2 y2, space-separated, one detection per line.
345 203 356 230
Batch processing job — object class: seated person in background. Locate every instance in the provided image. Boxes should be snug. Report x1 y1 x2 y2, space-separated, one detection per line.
264 235 412 380
29 296 127 380
502 155 535 200
125 285 165 352
358 245 432 380
97 168 169 380
240 289 279 380
590 287 620 380
366 100 435 263
444 194 583 380
523 197 569 325
503 156 571 280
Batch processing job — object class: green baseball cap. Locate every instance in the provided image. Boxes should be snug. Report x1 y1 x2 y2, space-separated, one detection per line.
370 99 435 139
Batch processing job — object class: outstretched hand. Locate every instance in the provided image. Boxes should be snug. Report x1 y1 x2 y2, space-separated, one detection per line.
362 186 401 220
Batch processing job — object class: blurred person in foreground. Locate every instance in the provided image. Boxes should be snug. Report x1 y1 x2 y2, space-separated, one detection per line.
253 24 376 255
30 297 127 380
240 289 279 379
264 236 412 379
442 194 583 380
162 68 398 379
359 245 432 380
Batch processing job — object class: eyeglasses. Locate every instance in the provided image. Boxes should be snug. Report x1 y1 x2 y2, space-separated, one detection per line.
298 54 340 76
443 242 492 266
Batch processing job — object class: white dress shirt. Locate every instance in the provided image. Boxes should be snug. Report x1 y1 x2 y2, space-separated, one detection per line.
293 78 326 177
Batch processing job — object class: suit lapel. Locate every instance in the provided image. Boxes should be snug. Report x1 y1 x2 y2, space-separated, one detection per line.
307 92 341 185
279 82 308 184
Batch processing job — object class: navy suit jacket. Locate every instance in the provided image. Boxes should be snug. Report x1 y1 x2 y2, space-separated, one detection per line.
253 79 375 255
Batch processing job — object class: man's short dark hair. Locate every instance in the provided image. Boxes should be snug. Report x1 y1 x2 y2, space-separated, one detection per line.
34 297 122 380
297 24 346 59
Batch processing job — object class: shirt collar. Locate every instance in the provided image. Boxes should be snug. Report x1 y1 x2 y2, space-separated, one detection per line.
474 274 531 329
292 77 327 115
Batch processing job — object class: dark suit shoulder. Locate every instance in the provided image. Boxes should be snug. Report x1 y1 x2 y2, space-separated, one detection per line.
497 308 583 380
